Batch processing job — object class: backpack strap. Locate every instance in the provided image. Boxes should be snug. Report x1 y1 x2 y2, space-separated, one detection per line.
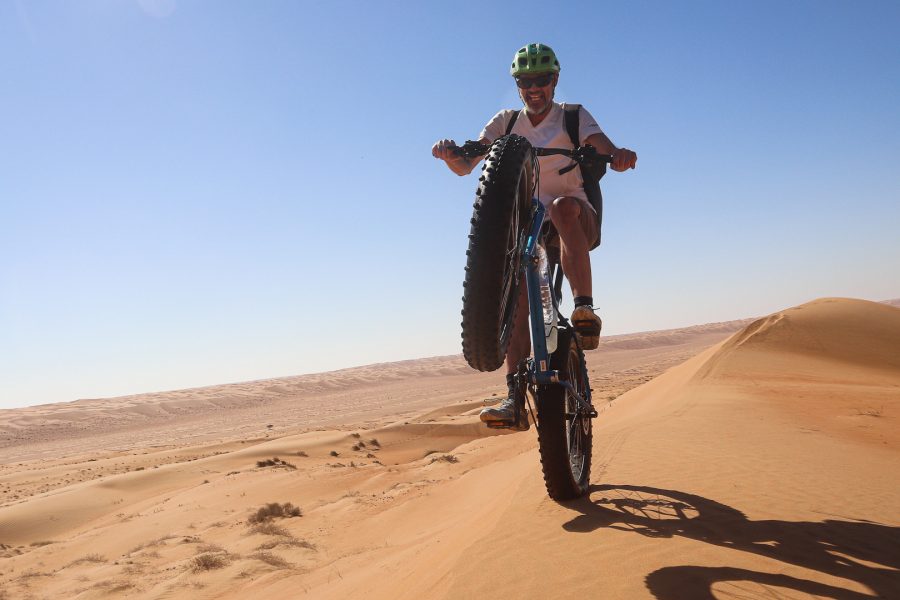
557 104 582 175
563 103 581 148
504 110 520 136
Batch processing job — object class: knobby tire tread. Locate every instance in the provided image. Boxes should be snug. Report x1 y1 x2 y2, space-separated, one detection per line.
536 328 593 500
460 134 533 372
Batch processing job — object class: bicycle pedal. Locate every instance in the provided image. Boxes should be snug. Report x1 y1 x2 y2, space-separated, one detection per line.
485 420 516 429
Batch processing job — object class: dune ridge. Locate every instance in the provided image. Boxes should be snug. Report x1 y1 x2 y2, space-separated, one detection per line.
0 316 758 459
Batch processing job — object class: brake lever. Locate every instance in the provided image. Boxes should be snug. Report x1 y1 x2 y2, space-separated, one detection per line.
454 140 489 159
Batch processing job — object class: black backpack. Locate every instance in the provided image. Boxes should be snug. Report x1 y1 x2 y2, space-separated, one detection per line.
504 104 605 249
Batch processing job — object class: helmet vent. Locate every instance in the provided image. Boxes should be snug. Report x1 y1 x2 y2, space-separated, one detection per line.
541 56 550 64
518 58 528 67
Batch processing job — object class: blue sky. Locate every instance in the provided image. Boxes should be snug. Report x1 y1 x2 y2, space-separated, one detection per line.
2 0 898 408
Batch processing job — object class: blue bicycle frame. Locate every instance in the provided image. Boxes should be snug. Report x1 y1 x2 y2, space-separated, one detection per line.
520 199 596 416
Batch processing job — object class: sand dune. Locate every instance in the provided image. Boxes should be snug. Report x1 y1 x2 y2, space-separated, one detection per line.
1 298 898 599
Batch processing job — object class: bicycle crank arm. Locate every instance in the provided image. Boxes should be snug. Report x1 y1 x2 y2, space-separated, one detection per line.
557 381 598 418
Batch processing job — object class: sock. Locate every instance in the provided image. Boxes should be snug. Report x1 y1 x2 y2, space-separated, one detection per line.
574 295 594 308
506 373 515 390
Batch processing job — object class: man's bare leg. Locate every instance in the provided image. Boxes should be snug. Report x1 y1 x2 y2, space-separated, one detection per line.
549 196 592 297
550 196 602 349
479 279 530 430
504 279 531 375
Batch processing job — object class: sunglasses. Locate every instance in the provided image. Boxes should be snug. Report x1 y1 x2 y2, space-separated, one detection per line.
515 74 554 89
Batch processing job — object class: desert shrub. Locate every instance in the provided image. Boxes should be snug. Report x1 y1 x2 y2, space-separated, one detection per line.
91 580 135 592
329 450 339 457
250 551 291 569
248 502 302 524
248 522 291 537
255 457 296 470
255 538 315 551
430 454 459 464
129 534 178 554
65 554 106 567
368 438 380 447
190 553 229 572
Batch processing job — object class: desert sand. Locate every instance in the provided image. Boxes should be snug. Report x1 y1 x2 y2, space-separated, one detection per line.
1 298 898 599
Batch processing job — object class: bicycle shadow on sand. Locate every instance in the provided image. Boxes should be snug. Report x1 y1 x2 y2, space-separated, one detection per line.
563 484 899 599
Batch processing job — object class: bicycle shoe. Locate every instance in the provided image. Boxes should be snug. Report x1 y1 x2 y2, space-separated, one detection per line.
572 305 602 350
479 389 530 431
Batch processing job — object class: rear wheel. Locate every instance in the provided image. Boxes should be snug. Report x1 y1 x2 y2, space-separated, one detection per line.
461 134 534 372
535 328 593 500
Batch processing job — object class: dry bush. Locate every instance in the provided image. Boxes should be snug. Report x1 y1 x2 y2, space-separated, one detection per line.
92 580 135 593
129 534 179 554
351 432 361 439
856 406 884 417
65 554 106 568
295 450 308 457
351 444 360 451
122 562 146 575
430 454 459 464
255 457 296 469
329 450 339 457
248 502 302 524
18 569 52 580
250 551 292 569
248 522 291 537
29 540 55 547
197 544 225 554
190 553 230 572
368 438 381 447
255 538 315 551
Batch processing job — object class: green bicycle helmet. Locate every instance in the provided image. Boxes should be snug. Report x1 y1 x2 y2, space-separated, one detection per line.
510 43 560 76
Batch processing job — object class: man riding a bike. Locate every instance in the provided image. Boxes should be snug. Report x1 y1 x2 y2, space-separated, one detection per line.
432 43 637 429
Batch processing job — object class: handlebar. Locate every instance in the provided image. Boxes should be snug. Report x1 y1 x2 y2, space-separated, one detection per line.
453 139 613 166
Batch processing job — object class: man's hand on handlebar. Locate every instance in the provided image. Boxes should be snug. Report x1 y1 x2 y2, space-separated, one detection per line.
611 147 638 171
432 138 489 176
432 138 461 162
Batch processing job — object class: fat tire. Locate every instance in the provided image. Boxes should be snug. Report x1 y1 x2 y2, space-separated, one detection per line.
460 134 534 372
535 328 593 500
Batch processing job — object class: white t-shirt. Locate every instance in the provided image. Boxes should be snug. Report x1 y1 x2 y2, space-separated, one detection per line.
479 102 605 206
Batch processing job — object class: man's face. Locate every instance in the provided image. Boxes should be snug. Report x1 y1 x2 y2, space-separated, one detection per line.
516 73 557 115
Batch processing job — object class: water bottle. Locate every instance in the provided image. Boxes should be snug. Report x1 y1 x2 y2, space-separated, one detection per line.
536 243 558 354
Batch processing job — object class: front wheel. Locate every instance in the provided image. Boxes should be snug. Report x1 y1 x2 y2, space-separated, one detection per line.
460 134 534 372
535 328 593 500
